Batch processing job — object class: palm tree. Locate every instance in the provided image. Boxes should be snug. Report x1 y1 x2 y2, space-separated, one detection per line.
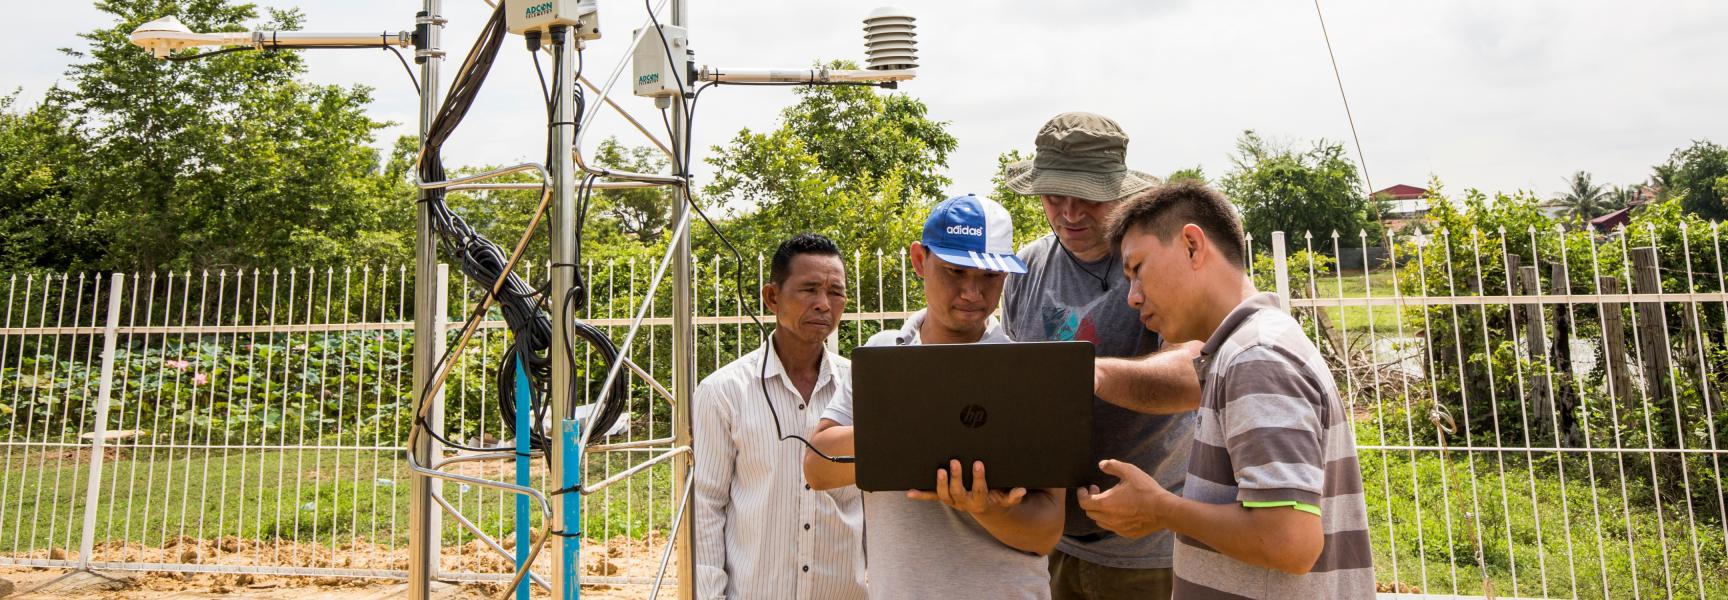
1606 184 1641 211
1649 163 1676 201
1551 170 1611 221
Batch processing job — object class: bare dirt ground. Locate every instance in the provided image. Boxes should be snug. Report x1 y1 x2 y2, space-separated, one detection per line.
0 535 670 599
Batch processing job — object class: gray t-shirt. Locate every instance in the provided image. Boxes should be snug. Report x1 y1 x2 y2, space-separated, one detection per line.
823 310 1051 600
1002 234 1195 570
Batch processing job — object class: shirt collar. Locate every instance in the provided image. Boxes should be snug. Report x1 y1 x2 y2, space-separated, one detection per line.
763 335 837 392
892 308 1009 346
1199 292 1283 358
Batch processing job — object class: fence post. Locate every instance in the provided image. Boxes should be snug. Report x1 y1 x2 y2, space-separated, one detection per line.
1519 265 1553 428
78 273 124 568
1598 276 1632 406
1631 247 1670 393
1271 231 1291 312
1550 261 1578 445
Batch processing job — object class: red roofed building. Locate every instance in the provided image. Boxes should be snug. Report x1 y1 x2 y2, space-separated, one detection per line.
1372 184 1430 230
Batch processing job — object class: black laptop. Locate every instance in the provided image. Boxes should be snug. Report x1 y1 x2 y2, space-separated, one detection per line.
851 341 1095 491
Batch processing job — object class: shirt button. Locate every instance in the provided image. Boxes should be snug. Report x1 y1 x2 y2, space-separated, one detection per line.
802 565 810 572
804 483 811 490
804 523 811 530
798 403 806 410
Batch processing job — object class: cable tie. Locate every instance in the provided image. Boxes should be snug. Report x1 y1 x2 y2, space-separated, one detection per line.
549 529 582 538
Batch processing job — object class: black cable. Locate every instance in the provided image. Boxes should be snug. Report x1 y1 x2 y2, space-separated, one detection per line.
1050 221 1114 292
167 42 423 94
668 81 853 463
407 6 626 459
758 334 855 464
164 46 256 61
384 45 421 95
488 25 626 456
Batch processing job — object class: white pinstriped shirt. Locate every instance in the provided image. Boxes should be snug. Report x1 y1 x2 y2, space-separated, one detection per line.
694 344 867 600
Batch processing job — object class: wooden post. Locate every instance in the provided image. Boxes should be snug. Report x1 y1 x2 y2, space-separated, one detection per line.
1598 276 1632 406
1550 262 1578 445
1519 265 1552 428
1631 247 1670 396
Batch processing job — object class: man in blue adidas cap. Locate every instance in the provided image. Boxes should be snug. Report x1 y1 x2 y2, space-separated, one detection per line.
805 194 1066 599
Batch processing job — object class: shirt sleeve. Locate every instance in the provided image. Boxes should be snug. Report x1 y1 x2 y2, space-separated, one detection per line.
1219 345 1327 513
819 385 854 426
1001 273 1024 342
692 377 735 599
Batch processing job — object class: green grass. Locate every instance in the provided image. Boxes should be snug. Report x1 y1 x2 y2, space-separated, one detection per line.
1360 444 1728 598
1305 268 1411 336
0 447 413 554
0 445 680 557
9 439 1724 599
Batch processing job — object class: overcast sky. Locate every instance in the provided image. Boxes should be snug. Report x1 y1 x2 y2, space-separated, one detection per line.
7 1 1728 201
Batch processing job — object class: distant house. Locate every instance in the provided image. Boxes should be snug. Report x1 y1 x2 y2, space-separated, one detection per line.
1588 187 1656 233
1372 184 1429 230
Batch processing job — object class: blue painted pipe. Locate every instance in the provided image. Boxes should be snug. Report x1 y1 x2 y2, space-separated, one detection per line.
513 356 532 600
560 418 582 599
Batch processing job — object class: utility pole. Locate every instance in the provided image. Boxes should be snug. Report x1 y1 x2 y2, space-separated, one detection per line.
407 0 445 598
669 1 698 598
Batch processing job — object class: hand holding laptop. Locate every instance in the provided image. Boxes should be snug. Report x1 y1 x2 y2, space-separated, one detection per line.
907 459 1028 516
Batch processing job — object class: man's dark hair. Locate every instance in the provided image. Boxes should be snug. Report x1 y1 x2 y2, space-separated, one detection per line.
770 233 843 284
1105 180 1247 269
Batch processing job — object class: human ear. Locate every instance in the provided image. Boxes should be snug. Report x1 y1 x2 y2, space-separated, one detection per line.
762 283 780 315
1183 224 1206 267
909 242 927 279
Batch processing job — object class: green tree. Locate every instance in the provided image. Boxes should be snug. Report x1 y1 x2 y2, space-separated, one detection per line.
1167 166 1207 184
47 0 409 270
1220 130 1381 249
591 137 673 245
702 65 957 255
1606 184 1642 211
0 94 104 270
1549 170 1611 222
988 149 1050 247
1660 140 1728 221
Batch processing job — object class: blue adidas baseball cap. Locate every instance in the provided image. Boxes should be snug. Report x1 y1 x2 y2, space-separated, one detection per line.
920 194 1027 274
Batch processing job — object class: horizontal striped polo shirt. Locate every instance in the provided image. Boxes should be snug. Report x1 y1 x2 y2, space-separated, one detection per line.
1173 292 1374 599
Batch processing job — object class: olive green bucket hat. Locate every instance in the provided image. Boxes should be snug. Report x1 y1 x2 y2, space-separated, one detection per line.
1002 112 1160 202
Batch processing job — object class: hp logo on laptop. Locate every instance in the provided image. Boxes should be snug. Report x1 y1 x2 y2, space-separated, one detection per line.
959 404 988 428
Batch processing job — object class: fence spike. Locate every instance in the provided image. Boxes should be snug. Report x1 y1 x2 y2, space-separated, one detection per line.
1304 230 1313 240
1331 230 1340 239
1357 229 1368 239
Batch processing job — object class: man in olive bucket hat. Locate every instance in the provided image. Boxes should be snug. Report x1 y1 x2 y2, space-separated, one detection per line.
999 112 1202 600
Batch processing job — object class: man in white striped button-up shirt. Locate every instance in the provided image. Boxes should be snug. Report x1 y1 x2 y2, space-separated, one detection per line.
694 234 867 600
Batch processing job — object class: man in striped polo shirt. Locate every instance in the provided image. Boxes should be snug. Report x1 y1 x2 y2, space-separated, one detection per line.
1076 181 1374 599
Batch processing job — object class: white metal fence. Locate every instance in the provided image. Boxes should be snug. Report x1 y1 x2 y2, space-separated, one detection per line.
2 224 1725 598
